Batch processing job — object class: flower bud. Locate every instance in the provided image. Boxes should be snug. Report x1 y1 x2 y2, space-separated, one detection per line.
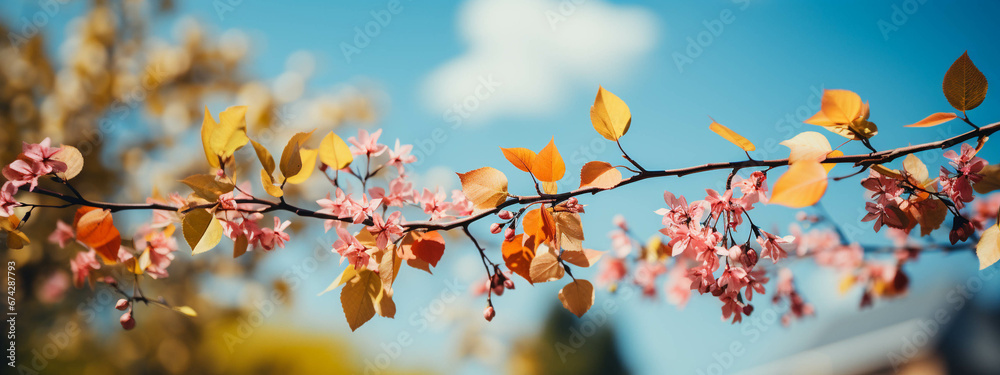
115 299 129 311
742 304 754 316
504 227 515 242
503 279 515 290
483 306 495 322
498 210 513 220
120 312 135 330
490 222 502 234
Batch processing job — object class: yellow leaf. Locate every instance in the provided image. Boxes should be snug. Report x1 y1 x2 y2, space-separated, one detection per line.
53 145 83 180
558 279 594 318
902 154 929 182
822 150 843 173
260 169 284 198
579 161 622 189
378 247 402 296
943 51 988 112
319 265 359 296
708 117 755 151
532 138 565 182
457 167 508 209
284 148 317 184
769 160 829 208
560 249 604 268
2 215 29 250
804 90 877 140
375 288 396 318
974 164 1000 194
172 306 198 317
871 164 903 180
500 147 537 173
542 181 558 194
180 174 235 201
182 208 223 254
781 131 832 164
319 132 354 170
904 112 959 128
279 130 315 180
529 247 564 283
976 224 1000 270
554 212 585 251
838 275 856 294
589 86 631 141
341 270 380 331
250 139 276 176
201 106 249 168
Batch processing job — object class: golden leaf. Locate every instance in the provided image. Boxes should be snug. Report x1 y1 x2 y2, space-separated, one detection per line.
532 138 566 182
457 167 508 209
500 147 536 173
943 51 988 112
319 132 354 170
769 160 828 208
579 161 622 189
904 112 959 128
558 279 595 318
182 208 223 255
590 86 631 141
709 117 755 151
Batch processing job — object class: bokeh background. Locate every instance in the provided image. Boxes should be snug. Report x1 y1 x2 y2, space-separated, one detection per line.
3 0 1000 374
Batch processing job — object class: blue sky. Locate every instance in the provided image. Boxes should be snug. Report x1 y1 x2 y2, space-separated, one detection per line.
6 0 1000 374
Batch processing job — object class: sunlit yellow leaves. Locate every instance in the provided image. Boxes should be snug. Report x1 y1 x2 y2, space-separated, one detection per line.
319 132 354 170
974 164 1000 194
251 140 276 176
561 249 604 268
976 222 1000 270
502 234 536 283
260 169 284 198
804 89 878 140
769 160 828 208
590 86 631 141
279 130 317 184
341 269 380 331
74 207 121 262
457 167 508 209
579 161 622 190
1 215 29 250
532 138 565 182
781 131 832 164
558 279 594 318
182 208 223 255
904 112 959 128
500 147 536 173
529 247 564 283
709 117 755 152
180 174 234 202
542 181 558 194
53 145 83 180
319 265 359 296
943 51 988 113
822 150 843 173
202 106 249 168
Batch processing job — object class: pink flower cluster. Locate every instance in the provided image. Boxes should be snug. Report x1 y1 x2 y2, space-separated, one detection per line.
772 268 814 326
2 138 71 216
939 143 987 210
217 189 291 252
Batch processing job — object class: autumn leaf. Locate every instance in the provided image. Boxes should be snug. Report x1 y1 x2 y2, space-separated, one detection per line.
341 270 380 331
502 234 536 283
529 247 564 283
943 51 988 112
902 154 929 182
319 132 354 170
560 249 605 268
375 288 396 318
457 167 508 209
201 106 249 168
53 145 83 180
172 306 198 317
182 208 223 254
579 161 622 189
260 168 284 198
378 247 402 296
708 117 755 151
554 212 584 251
590 86 631 141
1 215 29 250
233 235 249 258
523 207 556 246
319 265 359 296
500 147 536 173
804 89 878 140
542 181 558 194
974 164 1000 194
284 148 317 184
976 223 999 270
250 139 276 176
822 150 843 173
558 279 595 318
781 131 832 164
180 174 235 201
769 160 828 208
279 130 315 181
74 207 121 262
410 231 446 267
904 112 959 128
532 138 565 182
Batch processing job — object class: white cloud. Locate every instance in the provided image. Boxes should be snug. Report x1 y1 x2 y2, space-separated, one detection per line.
422 0 659 124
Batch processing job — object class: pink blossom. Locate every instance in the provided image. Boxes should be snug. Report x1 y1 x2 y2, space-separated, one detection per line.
939 143 987 209
21 138 67 175
349 194 382 224
367 211 403 249
0 181 20 217
2 159 45 191
348 129 388 156
633 262 666 297
134 226 179 279
317 188 354 231
47 220 75 248
418 188 452 220
450 190 474 217
257 217 291 251
333 227 377 271
386 139 416 171
70 250 101 288
36 271 70 304
732 171 768 207
705 189 744 229
369 177 415 208
596 257 627 286
665 266 693 308
756 230 794 263
147 193 185 229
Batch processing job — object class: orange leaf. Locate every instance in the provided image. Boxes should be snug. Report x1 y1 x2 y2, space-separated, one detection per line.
807 89 863 126
74 207 121 262
523 207 555 245
561 249 605 268
500 147 536 173
532 138 565 182
457 167 509 209
558 279 595 317
904 112 959 128
822 150 843 173
943 51 988 112
502 234 536 283
579 161 622 189
410 231 445 267
529 248 564 283
769 161 829 208
708 117 755 152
